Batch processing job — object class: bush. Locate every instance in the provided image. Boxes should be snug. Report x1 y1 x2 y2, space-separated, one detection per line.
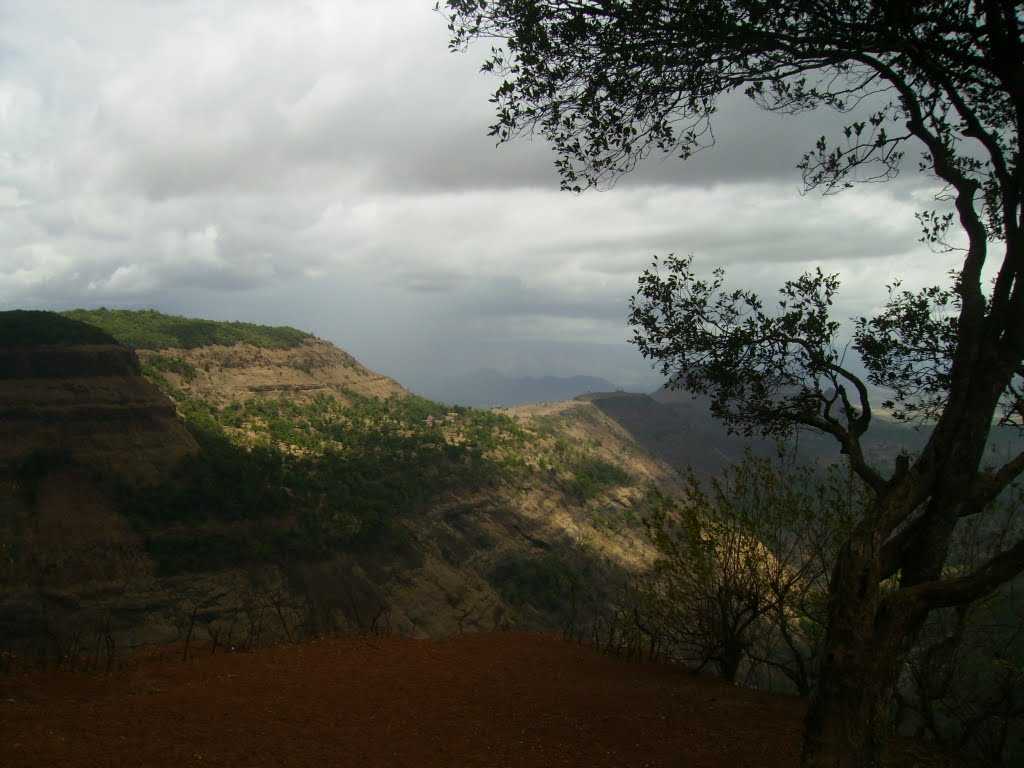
635 455 861 688
142 353 198 382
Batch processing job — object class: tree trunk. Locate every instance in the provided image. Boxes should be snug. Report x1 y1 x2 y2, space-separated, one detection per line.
718 641 743 684
801 640 901 768
800 535 908 768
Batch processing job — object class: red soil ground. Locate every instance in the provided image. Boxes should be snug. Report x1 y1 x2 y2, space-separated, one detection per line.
1 632 808 767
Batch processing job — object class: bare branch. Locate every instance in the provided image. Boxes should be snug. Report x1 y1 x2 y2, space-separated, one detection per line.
897 536 1024 609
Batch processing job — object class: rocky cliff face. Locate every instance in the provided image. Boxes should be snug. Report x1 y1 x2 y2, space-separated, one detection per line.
138 338 407 405
0 327 200 653
0 344 197 482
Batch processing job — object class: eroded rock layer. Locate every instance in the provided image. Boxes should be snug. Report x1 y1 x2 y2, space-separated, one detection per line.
0 344 197 482
138 338 407 405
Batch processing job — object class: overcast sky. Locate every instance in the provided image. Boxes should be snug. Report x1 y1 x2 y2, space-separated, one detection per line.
0 0 965 394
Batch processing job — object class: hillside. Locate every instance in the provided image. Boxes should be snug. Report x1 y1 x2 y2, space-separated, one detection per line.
0 312 198 480
0 311 202 651
2 310 680 654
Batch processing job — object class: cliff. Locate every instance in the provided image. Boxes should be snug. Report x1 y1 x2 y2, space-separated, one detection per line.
0 343 197 482
0 312 201 650
137 338 407 406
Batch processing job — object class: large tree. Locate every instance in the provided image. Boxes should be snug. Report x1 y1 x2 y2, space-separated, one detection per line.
439 1 1024 766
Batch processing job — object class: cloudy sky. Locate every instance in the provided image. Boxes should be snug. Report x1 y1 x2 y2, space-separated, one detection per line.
0 0 964 395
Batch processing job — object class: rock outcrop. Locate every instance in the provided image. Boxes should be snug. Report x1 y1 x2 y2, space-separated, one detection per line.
138 338 407 406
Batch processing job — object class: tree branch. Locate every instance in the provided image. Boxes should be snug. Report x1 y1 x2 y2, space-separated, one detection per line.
967 449 1024 511
895 535 1024 609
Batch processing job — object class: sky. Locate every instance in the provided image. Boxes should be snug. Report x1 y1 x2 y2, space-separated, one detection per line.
0 0 966 395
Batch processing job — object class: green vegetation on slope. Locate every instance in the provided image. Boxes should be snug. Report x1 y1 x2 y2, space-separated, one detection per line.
0 310 118 346
530 411 635 502
62 308 312 349
116 382 638 575
120 391 537 574
141 353 198 383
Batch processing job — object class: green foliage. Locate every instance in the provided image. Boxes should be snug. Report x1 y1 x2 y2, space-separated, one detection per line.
0 310 118 346
62 308 311 349
630 255 856 438
141 353 198 382
564 455 632 503
119 391 534 574
537 432 633 503
489 552 573 613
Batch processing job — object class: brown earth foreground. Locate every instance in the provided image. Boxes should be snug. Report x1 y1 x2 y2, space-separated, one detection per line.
1 632 807 767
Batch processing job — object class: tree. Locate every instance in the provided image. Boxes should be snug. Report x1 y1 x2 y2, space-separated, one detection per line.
641 483 775 684
895 491 1024 765
439 2 1024 766
638 456 861 691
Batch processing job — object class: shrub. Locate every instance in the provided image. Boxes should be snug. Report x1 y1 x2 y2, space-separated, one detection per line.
142 353 198 382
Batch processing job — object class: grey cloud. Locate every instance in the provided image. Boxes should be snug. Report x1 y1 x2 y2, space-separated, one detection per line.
9 0 915 203
0 0 960 393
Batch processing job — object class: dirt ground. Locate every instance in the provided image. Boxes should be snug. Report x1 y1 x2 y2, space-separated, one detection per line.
1 632 806 767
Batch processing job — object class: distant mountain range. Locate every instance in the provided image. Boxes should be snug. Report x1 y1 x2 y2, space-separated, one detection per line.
419 369 620 407
579 387 1020 478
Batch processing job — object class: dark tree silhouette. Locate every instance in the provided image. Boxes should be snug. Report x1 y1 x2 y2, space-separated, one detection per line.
439 2 1024 766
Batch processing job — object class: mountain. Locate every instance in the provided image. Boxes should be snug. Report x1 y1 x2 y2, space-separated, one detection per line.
420 368 619 407
1 310 678 655
581 386 1018 479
